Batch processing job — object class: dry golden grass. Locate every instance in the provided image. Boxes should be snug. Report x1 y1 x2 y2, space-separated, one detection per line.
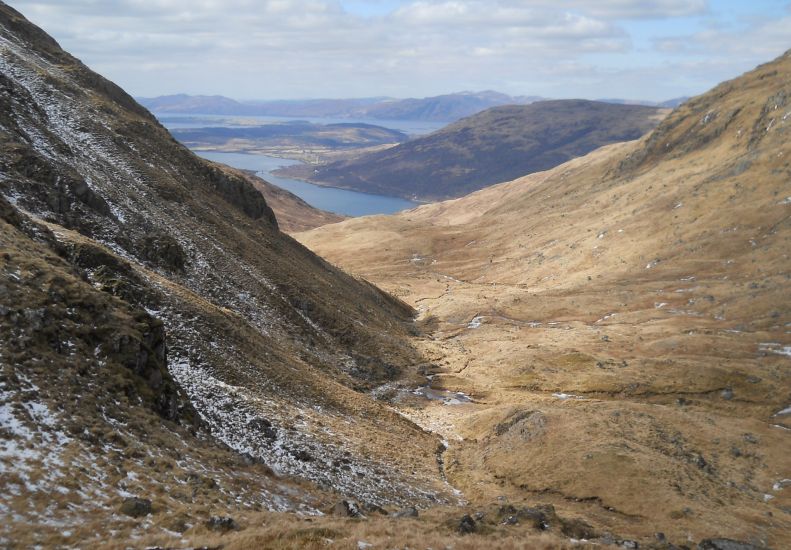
295 51 791 547
101 507 569 550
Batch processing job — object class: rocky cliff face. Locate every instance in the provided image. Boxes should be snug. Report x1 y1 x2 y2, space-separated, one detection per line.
0 3 460 545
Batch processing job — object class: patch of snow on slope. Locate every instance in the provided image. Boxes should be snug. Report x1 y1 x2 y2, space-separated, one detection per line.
168 356 444 507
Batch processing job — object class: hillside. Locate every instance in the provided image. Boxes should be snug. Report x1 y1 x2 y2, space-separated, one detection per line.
279 100 667 200
297 50 791 547
0 3 464 545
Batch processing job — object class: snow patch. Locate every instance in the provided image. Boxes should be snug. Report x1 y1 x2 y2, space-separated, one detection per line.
467 316 483 329
552 393 585 401
758 343 791 358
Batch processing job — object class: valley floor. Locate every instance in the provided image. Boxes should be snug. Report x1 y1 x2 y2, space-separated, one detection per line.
294 106 791 547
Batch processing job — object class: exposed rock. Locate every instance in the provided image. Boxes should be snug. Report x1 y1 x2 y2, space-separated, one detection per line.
457 514 477 535
106 313 186 422
492 409 546 442
248 417 277 440
204 163 277 226
393 506 419 518
697 540 767 550
205 516 238 532
0 193 22 226
561 517 597 539
290 448 314 462
139 231 187 272
514 504 557 530
330 500 364 518
119 497 152 517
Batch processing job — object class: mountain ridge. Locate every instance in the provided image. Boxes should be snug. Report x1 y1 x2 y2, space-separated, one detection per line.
278 99 667 200
138 91 542 122
139 92 688 124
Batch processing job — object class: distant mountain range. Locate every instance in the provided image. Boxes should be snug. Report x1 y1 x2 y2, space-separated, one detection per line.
139 94 386 118
599 97 689 108
277 99 667 200
138 92 541 122
138 92 687 123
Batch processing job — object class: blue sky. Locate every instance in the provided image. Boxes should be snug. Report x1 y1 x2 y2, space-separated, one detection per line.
9 0 791 101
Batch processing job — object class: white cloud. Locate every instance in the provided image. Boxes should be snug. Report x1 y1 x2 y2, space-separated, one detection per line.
4 0 786 101
565 0 709 19
653 13 791 60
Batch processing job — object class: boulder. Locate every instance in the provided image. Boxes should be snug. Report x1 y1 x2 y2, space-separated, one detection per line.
119 497 151 517
330 500 364 518
457 514 477 535
139 231 187 272
205 516 238 532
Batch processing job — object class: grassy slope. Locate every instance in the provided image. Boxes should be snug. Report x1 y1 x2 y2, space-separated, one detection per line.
296 51 791 547
281 100 665 200
2 194 576 549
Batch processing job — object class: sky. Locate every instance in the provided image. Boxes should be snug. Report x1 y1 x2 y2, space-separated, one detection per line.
8 0 791 102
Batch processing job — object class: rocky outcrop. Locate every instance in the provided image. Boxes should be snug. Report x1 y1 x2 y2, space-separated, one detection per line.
139 231 187 272
203 163 277 225
119 497 152 518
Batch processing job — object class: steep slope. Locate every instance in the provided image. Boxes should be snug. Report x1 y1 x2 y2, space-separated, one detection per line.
232 166 346 232
297 51 791 546
0 3 465 544
0 194 336 546
280 100 666 200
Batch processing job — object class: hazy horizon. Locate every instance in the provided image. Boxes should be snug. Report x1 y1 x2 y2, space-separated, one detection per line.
137 90 677 104
10 0 791 103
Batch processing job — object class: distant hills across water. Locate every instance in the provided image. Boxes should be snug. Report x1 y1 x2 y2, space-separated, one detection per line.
138 91 688 123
